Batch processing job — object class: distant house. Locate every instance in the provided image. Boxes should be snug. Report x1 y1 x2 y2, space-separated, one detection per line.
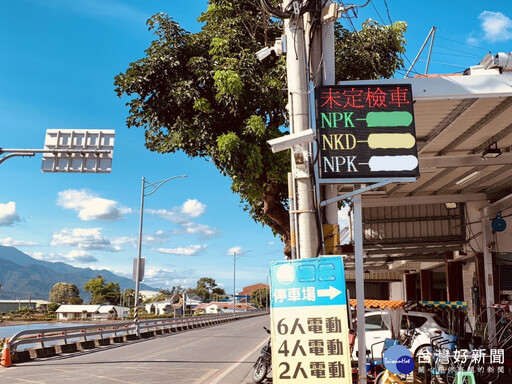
145 294 203 315
56 305 129 321
194 302 256 314
0 300 49 313
238 283 269 302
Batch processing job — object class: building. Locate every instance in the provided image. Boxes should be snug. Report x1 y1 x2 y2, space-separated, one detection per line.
0 300 48 313
56 305 129 321
238 283 269 298
194 302 256 314
145 294 203 315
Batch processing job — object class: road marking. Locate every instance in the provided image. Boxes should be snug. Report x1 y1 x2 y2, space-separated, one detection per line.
206 337 269 384
195 369 218 383
48 367 136 384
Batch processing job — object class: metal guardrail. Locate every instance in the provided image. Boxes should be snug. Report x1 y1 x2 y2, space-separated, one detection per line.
8 311 266 352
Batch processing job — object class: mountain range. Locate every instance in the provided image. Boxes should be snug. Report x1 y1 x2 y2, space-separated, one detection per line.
0 245 155 301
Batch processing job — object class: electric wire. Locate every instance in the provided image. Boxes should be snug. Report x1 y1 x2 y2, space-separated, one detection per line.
434 44 483 58
370 0 386 25
336 0 423 78
261 0 315 19
436 36 490 52
381 0 392 24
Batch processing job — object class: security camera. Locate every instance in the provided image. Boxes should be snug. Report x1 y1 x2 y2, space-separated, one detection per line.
255 47 272 61
267 129 315 153
255 36 287 61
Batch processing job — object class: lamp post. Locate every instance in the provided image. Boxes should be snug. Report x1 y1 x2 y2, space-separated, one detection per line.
134 175 187 336
231 250 251 315
232 251 238 315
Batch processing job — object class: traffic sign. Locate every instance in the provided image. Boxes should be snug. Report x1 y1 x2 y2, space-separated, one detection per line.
316 84 419 181
41 129 114 173
270 256 351 383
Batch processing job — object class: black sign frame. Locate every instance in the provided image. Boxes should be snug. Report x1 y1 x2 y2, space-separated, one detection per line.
316 84 420 182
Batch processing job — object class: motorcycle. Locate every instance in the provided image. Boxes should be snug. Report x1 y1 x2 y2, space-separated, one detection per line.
252 327 271 383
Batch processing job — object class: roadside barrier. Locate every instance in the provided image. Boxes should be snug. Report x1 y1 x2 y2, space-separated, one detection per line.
3 311 268 366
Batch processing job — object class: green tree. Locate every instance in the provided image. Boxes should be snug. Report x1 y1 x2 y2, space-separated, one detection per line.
251 287 270 308
121 289 136 307
84 275 121 305
144 288 172 303
49 282 83 304
212 287 226 296
188 277 221 301
104 281 121 305
114 2 407 255
334 19 406 81
47 302 60 313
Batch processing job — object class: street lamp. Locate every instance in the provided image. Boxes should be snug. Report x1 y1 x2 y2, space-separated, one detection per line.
231 250 251 315
134 175 187 336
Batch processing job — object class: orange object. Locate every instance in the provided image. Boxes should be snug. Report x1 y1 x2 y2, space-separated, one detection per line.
349 299 405 309
1 339 12 367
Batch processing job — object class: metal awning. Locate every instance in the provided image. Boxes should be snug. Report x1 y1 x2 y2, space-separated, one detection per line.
335 54 512 265
340 65 512 205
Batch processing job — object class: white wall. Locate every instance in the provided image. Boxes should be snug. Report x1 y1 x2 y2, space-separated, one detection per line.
389 281 405 301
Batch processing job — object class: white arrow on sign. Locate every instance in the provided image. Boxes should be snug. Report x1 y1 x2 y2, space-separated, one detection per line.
317 286 342 300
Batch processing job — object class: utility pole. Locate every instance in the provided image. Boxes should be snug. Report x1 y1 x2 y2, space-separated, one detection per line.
283 0 318 259
306 1 339 256
282 2 369 384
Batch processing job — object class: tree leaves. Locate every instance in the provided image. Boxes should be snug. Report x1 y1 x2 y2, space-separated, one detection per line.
114 1 407 255
49 282 83 305
334 20 407 81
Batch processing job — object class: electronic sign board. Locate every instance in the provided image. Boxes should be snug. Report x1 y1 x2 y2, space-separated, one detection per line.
316 84 419 181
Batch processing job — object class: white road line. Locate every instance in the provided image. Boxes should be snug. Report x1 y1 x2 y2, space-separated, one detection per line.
206 337 269 384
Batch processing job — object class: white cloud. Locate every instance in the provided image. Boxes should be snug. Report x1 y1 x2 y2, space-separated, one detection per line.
178 222 219 237
144 230 169 244
181 199 206 217
57 189 132 221
110 236 138 248
155 244 207 256
142 267 197 288
147 199 207 223
111 230 169 248
267 241 275 246
29 250 97 263
65 250 98 263
478 11 512 42
0 202 20 226
227 246 243 255
50 227 121 251
0 237 39 247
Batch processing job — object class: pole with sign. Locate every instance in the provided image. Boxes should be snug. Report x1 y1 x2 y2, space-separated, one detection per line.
270 256 352 383
315 84 419 384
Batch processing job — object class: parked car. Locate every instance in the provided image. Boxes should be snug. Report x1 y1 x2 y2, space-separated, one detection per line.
352 310 448 360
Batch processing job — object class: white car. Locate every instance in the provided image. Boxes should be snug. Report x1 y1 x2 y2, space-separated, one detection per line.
352 310 448 361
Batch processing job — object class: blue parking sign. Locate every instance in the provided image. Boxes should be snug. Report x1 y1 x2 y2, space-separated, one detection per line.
269 256 351 383
270 256 348 308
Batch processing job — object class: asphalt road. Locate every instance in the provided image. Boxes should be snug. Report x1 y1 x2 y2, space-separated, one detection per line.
0 315 271 384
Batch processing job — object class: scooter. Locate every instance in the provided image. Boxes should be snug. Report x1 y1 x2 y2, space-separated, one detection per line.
252 327 271 383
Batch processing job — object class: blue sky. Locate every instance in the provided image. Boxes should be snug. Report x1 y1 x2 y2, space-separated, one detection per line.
1 0 511 296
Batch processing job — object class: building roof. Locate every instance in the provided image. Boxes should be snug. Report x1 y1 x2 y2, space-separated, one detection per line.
239 283 269 296
0 300 37 304
56 305 129 314
334 53 512 270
